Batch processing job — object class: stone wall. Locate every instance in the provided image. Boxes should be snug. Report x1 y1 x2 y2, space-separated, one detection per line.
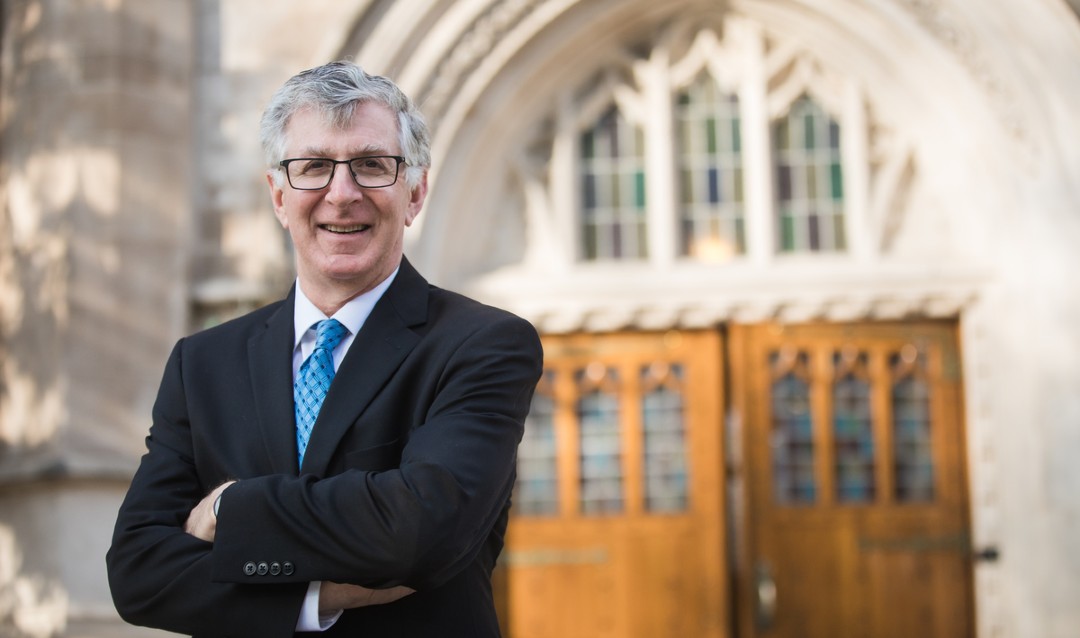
0 1 193 635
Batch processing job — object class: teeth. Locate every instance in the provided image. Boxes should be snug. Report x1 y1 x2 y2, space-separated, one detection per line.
323 224 368 233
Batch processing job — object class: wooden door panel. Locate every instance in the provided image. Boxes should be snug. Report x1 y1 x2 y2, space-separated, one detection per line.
505 331 727 638
732 322 973 638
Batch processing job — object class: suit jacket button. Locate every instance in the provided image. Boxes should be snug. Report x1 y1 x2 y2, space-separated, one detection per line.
243 562 257 576
270 562 282 576
282 561 295 576
257 562 269 576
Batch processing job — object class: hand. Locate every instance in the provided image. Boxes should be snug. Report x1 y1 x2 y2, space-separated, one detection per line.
319 582 416 613
183 480 235 542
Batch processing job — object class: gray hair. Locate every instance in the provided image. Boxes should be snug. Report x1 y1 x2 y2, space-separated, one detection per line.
259 61 431 188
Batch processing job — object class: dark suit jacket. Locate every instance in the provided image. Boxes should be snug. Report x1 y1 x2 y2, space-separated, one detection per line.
106 258 543 637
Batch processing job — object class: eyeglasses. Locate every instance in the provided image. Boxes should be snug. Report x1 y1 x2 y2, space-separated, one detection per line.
278 155 407 190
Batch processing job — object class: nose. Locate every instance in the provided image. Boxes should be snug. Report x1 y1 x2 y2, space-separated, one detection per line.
324 163 363 205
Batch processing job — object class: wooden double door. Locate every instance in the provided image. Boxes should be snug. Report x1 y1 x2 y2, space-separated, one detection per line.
502 322 973 638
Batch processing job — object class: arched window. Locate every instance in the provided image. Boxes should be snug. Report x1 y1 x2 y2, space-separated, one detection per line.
580 107 647 261
773 96 846 252
524 20 897 280
677 74 745 260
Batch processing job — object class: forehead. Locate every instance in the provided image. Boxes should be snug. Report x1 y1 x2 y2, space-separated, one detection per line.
284 102 400 155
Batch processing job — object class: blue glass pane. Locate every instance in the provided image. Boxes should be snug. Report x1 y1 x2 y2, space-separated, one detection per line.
579 373 624 515
642 364 689 513
515 374 558 516
771 359 815 505
893 373 934 502
833 359 875 504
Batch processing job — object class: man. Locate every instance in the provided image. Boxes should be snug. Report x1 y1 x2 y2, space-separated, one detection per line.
106 61 543 637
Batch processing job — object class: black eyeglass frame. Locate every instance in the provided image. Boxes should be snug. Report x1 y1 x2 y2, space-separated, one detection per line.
277 155 408 190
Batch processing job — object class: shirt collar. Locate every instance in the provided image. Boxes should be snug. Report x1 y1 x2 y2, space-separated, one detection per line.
292 268 399 349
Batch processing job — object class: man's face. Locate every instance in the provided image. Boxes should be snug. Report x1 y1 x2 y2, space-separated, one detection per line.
268 102 427 298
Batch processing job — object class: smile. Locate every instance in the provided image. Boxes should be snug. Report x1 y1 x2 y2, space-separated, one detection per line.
321 223 370 234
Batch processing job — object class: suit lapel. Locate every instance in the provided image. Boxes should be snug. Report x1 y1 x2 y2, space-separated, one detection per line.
248 290 300 475
299 258 428 476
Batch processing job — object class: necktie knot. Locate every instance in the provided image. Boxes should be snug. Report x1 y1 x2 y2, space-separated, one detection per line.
313 318 347 353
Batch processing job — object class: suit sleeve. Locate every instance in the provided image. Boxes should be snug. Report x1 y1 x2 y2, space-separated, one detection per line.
211 313 543 590
106 339 307 637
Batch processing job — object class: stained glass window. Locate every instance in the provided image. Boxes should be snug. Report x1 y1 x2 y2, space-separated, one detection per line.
641 363 689 513
578 365 623 514
891 347 934 502
770 350 815 503
515 371 558 516
773 96 845 253
580 107 647 260
676 75 745 260
832 351 874 503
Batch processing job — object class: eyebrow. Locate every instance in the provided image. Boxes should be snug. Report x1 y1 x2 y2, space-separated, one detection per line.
297 143 396 157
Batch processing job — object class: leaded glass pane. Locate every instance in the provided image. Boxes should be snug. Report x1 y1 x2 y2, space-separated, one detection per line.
833 351 874 503
677 75 746 260
641 363 689 513
891 350 934 502
580 107 647 261
771 351 815 504
578 366 623 515
515 371 558 515
773 96 846 253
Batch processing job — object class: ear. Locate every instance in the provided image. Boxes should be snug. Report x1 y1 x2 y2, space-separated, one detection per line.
267 172 289 228
403 171 428 227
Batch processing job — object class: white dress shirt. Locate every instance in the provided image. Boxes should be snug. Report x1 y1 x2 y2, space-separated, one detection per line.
290 270 398 632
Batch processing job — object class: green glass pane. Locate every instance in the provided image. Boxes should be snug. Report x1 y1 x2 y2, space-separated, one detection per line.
706 118 717 154
804 114 815 149
635 171 646 208
831 162 843 199
807 165 818 198
834 212 847 250
732 118 742 154
634 127 645 157
583 224 598 260
637 221 649 258
680 168 693 204
781 213 795 251
610 172 620 207
734 167 744 203
582 132 594 159
776 120 789 151
735 217 746 253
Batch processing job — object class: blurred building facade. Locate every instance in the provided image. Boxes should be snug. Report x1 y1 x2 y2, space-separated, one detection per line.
1 1 1079 637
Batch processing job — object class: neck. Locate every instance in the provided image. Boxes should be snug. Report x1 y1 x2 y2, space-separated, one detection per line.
297 262 399 317
299 276 376 317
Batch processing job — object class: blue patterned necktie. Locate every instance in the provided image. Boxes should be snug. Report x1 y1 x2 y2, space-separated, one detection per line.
294 318 348 466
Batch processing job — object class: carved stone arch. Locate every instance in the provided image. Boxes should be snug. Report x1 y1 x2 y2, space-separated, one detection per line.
332 0 1013 318
370 0 699 281
573 66 643 132
669 27 744 96
764 48 846 122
